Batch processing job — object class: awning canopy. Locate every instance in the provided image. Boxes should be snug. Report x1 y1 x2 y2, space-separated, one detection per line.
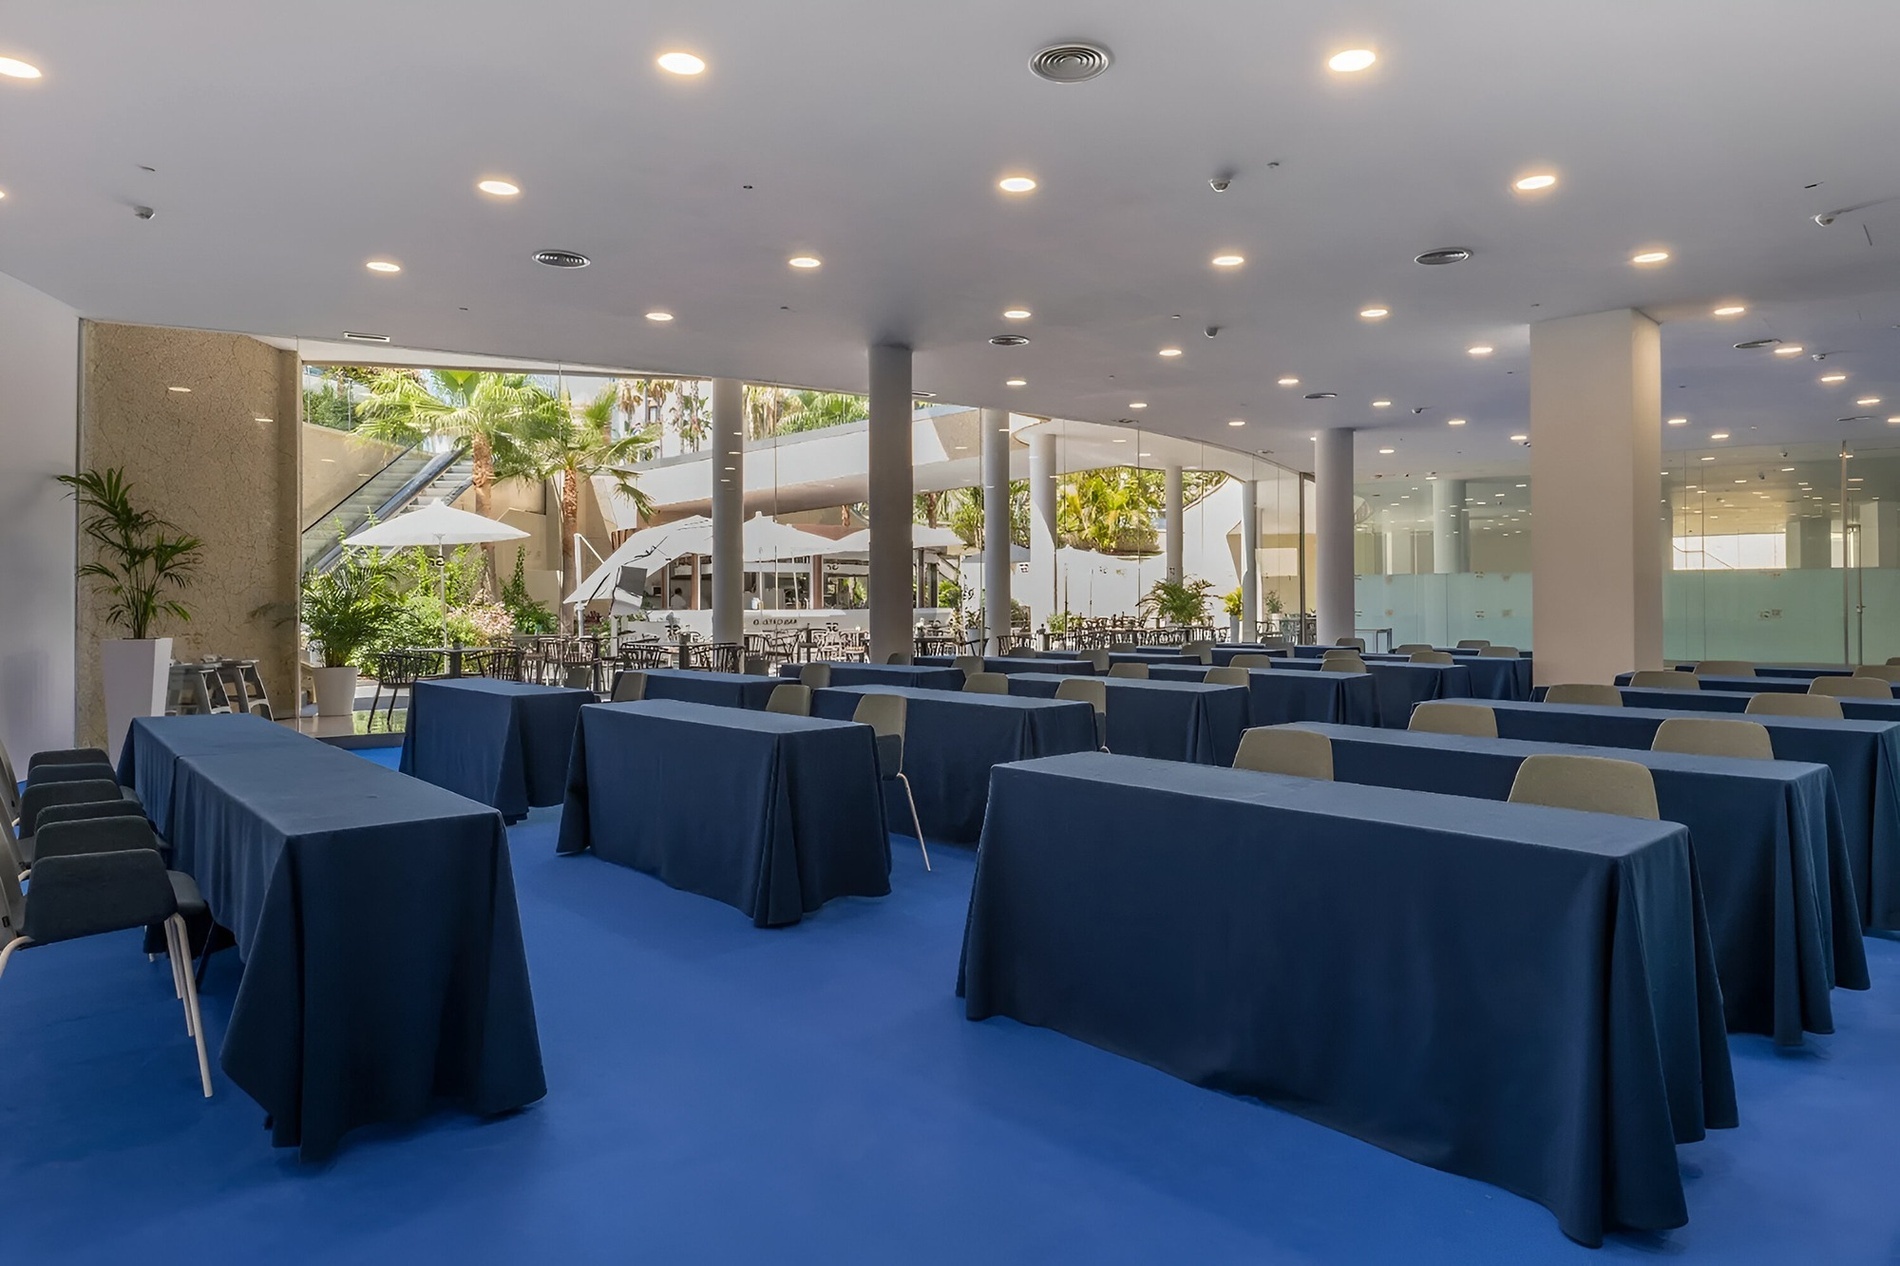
564 514 841 607
342 498 528 548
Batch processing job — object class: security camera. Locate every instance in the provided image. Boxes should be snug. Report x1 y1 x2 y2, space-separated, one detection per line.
1204 325 1220 338
132 205 155 220
1758 471 1767 481
1814 212 1838 227
1780 449 1790 459
1209 176 1232 193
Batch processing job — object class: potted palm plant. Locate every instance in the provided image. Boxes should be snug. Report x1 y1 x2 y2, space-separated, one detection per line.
1139 576 1216 628
301 546 394 716
58 468 204 756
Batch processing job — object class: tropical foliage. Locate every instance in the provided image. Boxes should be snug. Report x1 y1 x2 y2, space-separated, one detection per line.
1140 576 1217 626
59 467 205 640
501 548 558 635
745 386 868 440
301 544 396 668
358 544 514 664
356 369 565 525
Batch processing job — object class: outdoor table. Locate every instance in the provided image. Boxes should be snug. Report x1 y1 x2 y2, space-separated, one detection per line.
777 661 966 690
399 678 593 821
810 685 1096 844
556 700 890 926
916 655 1095 676
1273 658 1474 728
1435 698 1900 930
1602 685 1900 725
1004 673 1248 765
1292 722 1867 1045
959 752 1735 1248
1148 663 1381 727
120 715 545 1160
635 667 784 709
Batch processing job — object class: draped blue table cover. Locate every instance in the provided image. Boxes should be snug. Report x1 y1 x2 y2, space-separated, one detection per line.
637 668 785 709
915 655 1095 676
556 700 890 926
959 753 1736 1247
776 662 967 690
1290 722 1867 1045
1600 685 1900 725
1149 663 1381 727
1272 658 1475 728
1437 699 1900 930
1359 653 1530 700
1208 644 1293 665
810 685 1096 844
1109 651 1201 667
1003 673 1248 764
1673 664 1854 680
120 715 545 1160
1613 672 1865 697
400 678 594 820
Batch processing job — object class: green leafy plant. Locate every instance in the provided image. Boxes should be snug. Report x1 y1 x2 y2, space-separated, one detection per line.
1222 588 1244 619
302 545 395 668
1263 589 1285 615
501 549 558 635
1046 610 1071 634
58 467 205 640
1140 576 1216 626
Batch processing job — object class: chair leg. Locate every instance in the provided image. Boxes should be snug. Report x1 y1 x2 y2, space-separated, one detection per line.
162 919 185 1004
895 772 931 872
0 935 25 981
174 916 213 1099
368 680 385 728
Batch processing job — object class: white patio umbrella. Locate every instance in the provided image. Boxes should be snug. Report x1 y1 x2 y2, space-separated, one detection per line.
344 498 528 646
828 524 966 555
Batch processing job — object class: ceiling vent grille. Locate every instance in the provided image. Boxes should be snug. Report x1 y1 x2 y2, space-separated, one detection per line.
1414 248 1472 266
341 331 390 342
1030 43 1113 83
990 335 1030 347
1735 338 1782 349
533 249 591 269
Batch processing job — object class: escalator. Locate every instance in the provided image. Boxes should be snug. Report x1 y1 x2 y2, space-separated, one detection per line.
301 443 474 575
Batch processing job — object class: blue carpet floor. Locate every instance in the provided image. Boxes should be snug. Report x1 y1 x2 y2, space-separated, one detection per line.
4 745 1899 1264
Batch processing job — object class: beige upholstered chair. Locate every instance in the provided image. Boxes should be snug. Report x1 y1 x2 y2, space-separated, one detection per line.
765 684 812 716
1852 665 1900 684
1455 639 1491 650
963 672 1010 695
1320 653 1367 673
1107 641 1138 654
1409 650 1454 665
1629 670 1697 690
1888 657 1900 668
1203 666 1250 687
1230 653 1277 669
1545 683 1623 707
1055 677 1109 750
1652 716 1773 760
1394 644 1433 655
1508 754 1659 819
1696 660 1756 677
610 670 647 702
952 655 984 679
799 663 832 690
852 693 929 869
1004 644 1042 658
1233 727 1334 781
1107 662 1150 680
884 651 913 665
1478 646 1520 658
1081 649 1110 673
1184 640 1215 665
1746 692 1842 720
1409 701 1498 738
1812 675 1892 699
1334 637 1366 651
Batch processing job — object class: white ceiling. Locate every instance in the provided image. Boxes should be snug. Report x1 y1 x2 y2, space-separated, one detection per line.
5 0 1900 479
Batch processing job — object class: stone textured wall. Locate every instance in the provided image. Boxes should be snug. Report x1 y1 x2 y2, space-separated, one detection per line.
76 322 299 744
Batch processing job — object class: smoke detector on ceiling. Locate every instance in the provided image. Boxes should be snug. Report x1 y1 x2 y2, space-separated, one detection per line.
989 335 1030 347
533 249 591 269
1029 42 1113 83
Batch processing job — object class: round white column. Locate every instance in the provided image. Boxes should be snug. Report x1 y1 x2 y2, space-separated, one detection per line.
867 345 914 662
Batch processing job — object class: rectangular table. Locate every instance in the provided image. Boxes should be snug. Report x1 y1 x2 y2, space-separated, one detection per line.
1274 658 1474 728
915 655 1095 676
1209 644 1293 665
556 700 890 926
1149 663 1381 728
636 667 785 710
1674 664 1854 681
777 661 967 691
399 678 594 821
1004 673 1248 765
1402 654 1531 701
959 753 1735 1247
1614 672 1876 698
1606 685 1900 725
1438 698 1900 931
810 685 1096 844
1108 651 1200 668
1291 722 1868 1045
121 715 545 1160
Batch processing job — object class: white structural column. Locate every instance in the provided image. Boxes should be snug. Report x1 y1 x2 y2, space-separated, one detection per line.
1164 463 1184 583
1027 430 1058 629
1432 479 1468 574
1531 308 1663 684
866 345 914 663
1238 478 1260 642
710 377 744 645
1314 428 1356 645
980 408 1012 651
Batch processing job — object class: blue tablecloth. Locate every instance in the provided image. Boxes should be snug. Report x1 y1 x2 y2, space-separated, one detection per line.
916 655 1095 676
1004 673 1248 764
777 661 967 691
810 685 1096 844
1291 722 1867 1045
1150 663 1382 728
1603 685 1900 726
1108 651 1200 668
1377 654 1530 701
959 753 1735 1247
399 678 594 821
1274 658 1474 728
1445 699 1900 930
120 715 545 1160
638 668 785 709
1614 672 1860 697
1674 664 1854 680
1208 644 1293 665
556 700 890 926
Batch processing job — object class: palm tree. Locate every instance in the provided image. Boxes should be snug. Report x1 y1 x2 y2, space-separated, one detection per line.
497 385 656 630
357 369 563 520
669 387 711 451
1059 467 1163 554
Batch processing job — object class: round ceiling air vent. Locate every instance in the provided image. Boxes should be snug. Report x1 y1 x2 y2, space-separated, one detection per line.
990 335 1030 347
1304 391 1338 400
1414 248 1473 266
1735 338 1782 350
533 249 591 269
1030 42 1114 83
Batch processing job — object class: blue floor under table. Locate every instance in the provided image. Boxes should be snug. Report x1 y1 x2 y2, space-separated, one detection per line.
3 745 1899 1264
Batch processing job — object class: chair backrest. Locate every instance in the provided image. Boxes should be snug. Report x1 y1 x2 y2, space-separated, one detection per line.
1508 754 1659 819
798 662 833 690
963 672 1010 695
18 779 123 837
1081 648 1110 673
1409 701 1498 738
1652 716 1774 760
884 652 912 665
1233 727 1334 780
1478 646 1520 658
765 683 812 716
610 671 647 702
26 761 119 788
1393 644 1433 655
1106 662 1150 680
1852 664 1900 683
1629 670 1697 690
1545 683 1624 707
1203 666 1250 687
1455 639 1490 650
1746 692 1843 719
1230 653 1276 670
1409 650 1454 665
1004 645 1041 658
1319 653 1366 673
32 814 163 863
1334 637 1365 651
1812 675 1892 698
26 747 112 772
0 739 18 823
31 799 147 833
951 656 984 678
1888 657 1900 667
853 692 906 739
1184 640 1215 665
1107 641 1138 654
1696 660 1756 678
1054 677 1107 714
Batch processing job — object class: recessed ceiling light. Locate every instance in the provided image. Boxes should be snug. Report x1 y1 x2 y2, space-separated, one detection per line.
1513 173 1557 192
167 386 190 393
476 179 519 197
1712 304 1746 317
1112 438 1128 443
1858 396 1882 405
1468 345 1494 357
657 52 706 75
1700 455 1715 461
1710 431 1730 440
1138 451 1152 458
1359 306 1390 320
254 417 272 424
1227 419 1246 427
0 189 8 200
1667 417 1688 425
1006 378 1027 387
1773 345 1805 355
998 176 1037 193
366 259 401 273
788 255 821 269
1003 308 1032 320
1371 399 1391 408
1631 249 1671 265
1781 467 1796 472
1447 417 1466 426
1889 417 1900 424
1128 401 1148 409
645 311 674 322
1212 254 1245 268
0 57 41 80
1509 434 1528 442
1821 373 1848 383
1327 48 1377 73
1277 376 1300 386
1158 347 1182 357
1378 447 1395 455
1516 483 1527 489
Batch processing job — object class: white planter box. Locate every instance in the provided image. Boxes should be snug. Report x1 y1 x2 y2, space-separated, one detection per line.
101 637 172 761
312 665 359 718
